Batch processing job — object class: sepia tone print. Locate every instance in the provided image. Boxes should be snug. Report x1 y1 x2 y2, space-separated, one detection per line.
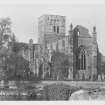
0 3 105 100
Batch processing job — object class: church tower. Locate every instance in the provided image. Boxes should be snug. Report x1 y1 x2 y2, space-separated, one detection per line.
38 15 66 59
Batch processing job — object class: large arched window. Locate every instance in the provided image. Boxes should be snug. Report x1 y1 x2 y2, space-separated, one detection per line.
78 47 86 70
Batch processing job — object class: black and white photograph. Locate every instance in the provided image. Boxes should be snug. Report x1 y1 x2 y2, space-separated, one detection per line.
0 0 105 101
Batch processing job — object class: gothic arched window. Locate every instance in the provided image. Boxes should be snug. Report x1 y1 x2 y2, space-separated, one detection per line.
78 47 86 70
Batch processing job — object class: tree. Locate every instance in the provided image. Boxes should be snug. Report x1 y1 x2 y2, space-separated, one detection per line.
39 62 43 79
15 55 30 80
5 54 30 80
51 51 70 80
61 59 70 78
0 18 30 81
12 42 20 54
0 18 12 45
10 32 17 43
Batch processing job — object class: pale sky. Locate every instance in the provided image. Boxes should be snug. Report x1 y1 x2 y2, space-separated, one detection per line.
0 2 105 55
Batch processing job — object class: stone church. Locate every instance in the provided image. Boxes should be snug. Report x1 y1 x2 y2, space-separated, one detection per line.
38 14 99 81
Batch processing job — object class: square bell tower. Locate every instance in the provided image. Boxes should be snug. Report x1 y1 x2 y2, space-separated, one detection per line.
38 14 66 56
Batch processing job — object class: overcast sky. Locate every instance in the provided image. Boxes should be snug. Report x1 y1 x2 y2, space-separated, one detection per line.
0 2 105 55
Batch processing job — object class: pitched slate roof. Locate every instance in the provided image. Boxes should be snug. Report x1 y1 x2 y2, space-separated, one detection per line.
76 25 91 37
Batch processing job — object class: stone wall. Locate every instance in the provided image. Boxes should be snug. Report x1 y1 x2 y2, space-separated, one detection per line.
42 83 78 100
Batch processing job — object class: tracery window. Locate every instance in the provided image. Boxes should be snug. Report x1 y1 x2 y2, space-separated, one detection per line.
78 47 86 70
